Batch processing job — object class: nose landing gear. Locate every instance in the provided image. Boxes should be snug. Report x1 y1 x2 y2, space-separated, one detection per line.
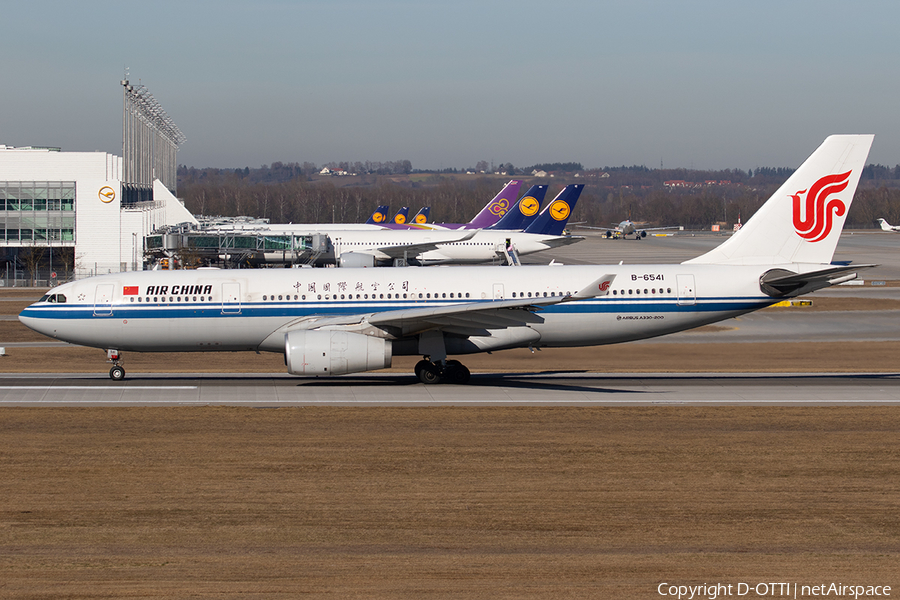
107 349 125 381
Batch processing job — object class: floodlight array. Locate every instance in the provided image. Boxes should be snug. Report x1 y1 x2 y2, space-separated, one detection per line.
121 79 186 197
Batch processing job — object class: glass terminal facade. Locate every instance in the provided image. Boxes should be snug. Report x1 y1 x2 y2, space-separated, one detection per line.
0 181 76 243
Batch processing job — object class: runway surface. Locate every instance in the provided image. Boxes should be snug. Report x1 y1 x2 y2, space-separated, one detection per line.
2 372 899 406
4 230 898 405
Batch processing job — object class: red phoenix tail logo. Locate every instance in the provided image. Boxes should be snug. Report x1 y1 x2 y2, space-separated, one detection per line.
791 171 852 242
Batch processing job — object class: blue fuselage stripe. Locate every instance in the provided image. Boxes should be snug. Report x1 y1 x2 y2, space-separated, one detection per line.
20 297 770 321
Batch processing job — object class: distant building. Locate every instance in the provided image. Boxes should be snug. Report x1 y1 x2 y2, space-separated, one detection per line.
0 79 194 284
0 145 195 283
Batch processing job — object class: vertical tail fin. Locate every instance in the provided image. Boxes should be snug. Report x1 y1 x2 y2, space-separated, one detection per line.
488 185 548 230
466 180 523 229
412 207 431 224
365 205 389 225
391 207 410 225
523 184 583 236
686 135 874 266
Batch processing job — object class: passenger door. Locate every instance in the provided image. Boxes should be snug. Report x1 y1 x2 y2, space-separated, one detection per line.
676 274 696 306
221 282 242 314
93 283 114 317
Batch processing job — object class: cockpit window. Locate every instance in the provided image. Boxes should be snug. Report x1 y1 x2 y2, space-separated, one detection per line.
39 294 51 303
41 294 67 304
56 294 66 303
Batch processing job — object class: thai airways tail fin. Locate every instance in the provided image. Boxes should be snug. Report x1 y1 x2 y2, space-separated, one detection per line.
412 207 431 224
488 185 548 230
391 207 410 225
365 205 390 225
465 180 523 229
686 135 874 266
523 184 583 236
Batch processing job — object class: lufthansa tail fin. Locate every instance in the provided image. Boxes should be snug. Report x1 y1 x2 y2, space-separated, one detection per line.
412 207 431 224
523 184 583 236
392 207 410 225
365 205 390 225
686 135 874 266
488 185 548 231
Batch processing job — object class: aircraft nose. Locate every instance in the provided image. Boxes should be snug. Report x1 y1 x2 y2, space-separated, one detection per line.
18 305 57 338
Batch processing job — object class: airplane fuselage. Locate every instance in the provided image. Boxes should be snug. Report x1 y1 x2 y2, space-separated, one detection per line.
326 229 580 265
20 264 775 356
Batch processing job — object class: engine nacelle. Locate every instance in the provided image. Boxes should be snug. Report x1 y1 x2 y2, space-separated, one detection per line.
285 330 392 376
338 252 376 268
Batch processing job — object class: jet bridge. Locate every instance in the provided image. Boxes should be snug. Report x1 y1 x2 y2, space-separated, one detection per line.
144 229 330 268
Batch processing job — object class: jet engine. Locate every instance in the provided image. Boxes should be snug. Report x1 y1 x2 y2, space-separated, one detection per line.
284 330 392 376
338 252 376 268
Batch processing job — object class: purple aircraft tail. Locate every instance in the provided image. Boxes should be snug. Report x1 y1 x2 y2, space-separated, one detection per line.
465 180 522 229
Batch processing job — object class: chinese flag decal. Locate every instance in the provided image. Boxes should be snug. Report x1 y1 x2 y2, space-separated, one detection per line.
123 286 139 295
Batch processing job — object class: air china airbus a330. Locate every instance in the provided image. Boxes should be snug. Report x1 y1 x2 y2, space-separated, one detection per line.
20 135 874 383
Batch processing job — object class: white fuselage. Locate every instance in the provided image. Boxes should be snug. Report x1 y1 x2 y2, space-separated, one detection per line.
20 263 776 356
326 229 577 264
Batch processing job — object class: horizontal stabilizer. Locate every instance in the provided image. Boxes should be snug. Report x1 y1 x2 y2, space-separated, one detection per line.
760 264 876 297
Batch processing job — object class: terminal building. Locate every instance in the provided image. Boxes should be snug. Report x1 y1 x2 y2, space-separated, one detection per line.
0 80 196 286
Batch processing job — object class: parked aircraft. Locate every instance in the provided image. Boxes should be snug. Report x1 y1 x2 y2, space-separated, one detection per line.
876 218 900 232
579 220 679 239
327 184 583 266
20 135 873 384
402 179 522 231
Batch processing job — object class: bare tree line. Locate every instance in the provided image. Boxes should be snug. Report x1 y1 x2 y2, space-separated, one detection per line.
177 167 900 230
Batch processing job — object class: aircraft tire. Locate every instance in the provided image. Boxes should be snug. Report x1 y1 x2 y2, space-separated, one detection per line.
414 359 429 380
444 361 470 384
109 366 125 381
416 362 441 385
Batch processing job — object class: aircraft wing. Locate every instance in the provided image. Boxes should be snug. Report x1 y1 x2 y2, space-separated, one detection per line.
538 235 584 248
282 274 616 338
372 230 479 259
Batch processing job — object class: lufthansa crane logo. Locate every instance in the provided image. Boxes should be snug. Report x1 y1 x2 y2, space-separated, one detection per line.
98 186 116 203
549 200 570 221
372 212 385 223
519 196 539 217
415 213 427 224
394 214 406 224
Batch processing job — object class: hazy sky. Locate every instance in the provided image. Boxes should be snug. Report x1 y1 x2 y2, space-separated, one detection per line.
3 0 898 171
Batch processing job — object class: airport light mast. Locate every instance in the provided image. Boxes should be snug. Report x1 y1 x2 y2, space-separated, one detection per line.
121 76 186 203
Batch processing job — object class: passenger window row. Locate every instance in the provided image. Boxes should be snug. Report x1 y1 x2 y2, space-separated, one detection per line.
612 288 673 295
130 297 213 303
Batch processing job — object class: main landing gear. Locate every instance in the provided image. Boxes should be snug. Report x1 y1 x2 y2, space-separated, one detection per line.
414 358 471 385
107 349 125 381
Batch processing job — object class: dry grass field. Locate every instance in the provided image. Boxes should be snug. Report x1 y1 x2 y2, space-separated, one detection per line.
2 289 899 597
1 407 898 598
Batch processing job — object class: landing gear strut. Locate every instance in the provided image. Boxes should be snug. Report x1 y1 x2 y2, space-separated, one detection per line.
107 349 125 381
414 358 470 385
